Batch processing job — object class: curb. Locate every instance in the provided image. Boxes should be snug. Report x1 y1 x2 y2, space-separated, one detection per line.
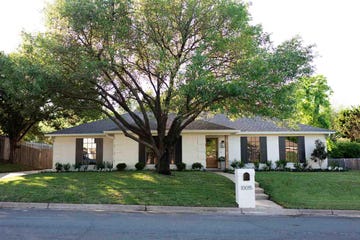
0 202 359 218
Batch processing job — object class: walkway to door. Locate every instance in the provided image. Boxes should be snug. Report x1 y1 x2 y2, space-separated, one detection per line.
214 172 283 210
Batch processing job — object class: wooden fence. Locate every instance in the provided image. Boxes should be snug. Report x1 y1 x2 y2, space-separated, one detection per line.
13 142 53 170
328 158 360 170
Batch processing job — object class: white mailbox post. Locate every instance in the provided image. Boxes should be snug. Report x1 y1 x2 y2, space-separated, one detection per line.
235 169 255 208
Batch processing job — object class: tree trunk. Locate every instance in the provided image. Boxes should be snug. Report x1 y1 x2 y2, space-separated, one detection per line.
157 148 171 175
8 138 18 164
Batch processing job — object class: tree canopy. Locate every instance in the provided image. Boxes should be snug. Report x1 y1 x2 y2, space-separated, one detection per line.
334 106 360 142
294 75 333 129
31 0 315 174
0 52 55 162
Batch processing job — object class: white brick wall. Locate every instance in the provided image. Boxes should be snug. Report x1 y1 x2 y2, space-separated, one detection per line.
182 133 206 169
53 137 76 167
113 134 139 169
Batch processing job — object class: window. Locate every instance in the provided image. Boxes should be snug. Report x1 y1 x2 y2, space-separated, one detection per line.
146 146 157 164
279 136 305 163
145 146 176 165
247 137 260 162
76 138 103 165
241 136 267 163
83 138 97 164
285 137 298 162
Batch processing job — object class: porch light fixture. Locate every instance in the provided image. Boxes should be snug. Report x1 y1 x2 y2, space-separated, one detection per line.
220 140 225 148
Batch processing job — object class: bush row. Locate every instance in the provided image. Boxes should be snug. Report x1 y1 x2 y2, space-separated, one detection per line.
328 141 360 158
55 162 114 172
54 162 189 172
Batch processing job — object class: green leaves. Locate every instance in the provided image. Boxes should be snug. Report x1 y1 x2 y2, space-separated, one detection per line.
294 75 333 128
30 0 316 172
334 106 360 141
0 52 58 161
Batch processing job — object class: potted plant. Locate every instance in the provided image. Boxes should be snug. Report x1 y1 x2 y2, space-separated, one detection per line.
218 156 226 170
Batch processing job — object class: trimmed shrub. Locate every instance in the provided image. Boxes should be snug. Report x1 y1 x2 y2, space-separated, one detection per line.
329 160 340 169
191 162 203 170
73 162 82 172
230 160 244 169
253 161 259 170
176 162 186 171
55 162 63 172
264 160 272 170
63 163 71 172
105 161 114 171
116 163 127 171
293 162 307 172
329 141 360 158
135 162 146 170
96 162 105 171
275 159 287 170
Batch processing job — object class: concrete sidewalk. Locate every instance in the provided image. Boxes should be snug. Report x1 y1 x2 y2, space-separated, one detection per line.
0 170 43 180
0 202 359 218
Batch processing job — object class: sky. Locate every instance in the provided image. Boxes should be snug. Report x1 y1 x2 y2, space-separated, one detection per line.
0 0 359 109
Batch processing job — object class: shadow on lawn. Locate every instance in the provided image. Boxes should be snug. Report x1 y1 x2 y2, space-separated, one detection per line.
0 171 236 207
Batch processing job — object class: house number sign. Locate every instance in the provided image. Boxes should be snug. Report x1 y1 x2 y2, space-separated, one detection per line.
241 185 253 190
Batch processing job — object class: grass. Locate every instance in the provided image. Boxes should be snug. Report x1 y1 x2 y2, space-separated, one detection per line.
0 163 34 173
0 171 236 207
256 171 360 210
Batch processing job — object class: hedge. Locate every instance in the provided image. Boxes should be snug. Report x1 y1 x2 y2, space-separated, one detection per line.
329 142 360 158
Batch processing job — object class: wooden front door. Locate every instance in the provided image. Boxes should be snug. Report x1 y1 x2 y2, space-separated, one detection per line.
206 138 218 168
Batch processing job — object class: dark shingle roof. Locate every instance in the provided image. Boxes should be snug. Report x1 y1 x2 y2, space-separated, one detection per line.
205 114 333 133
48 113 333 135
48 115 234 135
50 119 117 135
186 120 235 130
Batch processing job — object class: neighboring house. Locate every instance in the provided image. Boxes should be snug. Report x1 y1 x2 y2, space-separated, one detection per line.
46 114 334 169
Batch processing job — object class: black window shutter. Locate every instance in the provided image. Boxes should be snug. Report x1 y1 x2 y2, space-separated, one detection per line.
138 140 146 164
298 136 306 163
75 138 83 164
240 137 248 163
279 137 286 161
95 138 103 164
175 136 182 164
260 137 268 163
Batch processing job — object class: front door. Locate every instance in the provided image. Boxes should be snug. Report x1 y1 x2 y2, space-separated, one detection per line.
206 138 218 168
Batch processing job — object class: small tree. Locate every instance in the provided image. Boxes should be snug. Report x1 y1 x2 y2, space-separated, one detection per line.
311 139 328 168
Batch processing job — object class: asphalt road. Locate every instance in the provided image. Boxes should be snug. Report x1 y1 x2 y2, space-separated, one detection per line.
0 209 359 240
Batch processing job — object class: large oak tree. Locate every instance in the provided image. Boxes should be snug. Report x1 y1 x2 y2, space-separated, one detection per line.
32 0 314 174
0 52 55 162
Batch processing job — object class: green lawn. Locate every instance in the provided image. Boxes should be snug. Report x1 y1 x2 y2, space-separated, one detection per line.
256 171 360 210
0 163 34 173
0 171 236 207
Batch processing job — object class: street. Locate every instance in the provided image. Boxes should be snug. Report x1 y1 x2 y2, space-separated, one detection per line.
0 209 359 240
